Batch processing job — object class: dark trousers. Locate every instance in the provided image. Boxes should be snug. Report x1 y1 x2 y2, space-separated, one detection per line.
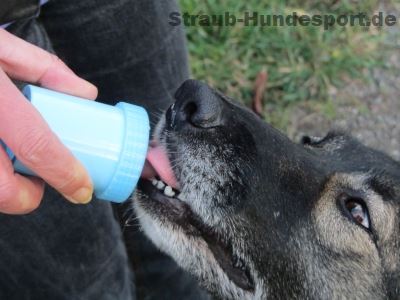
1 1 209 299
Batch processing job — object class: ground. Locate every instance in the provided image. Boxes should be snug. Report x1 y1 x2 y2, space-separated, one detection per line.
287 2 400 161
180 0 400 161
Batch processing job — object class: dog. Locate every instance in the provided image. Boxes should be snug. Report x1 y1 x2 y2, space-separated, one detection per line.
134 79 400 299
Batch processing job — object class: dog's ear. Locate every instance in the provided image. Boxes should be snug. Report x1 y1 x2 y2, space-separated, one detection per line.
300 130 349 147
301 135 323 145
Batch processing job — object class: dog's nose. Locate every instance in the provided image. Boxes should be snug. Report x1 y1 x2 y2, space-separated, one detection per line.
166 80 224 130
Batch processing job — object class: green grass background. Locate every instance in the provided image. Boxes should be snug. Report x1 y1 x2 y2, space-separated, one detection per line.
179 0 385 129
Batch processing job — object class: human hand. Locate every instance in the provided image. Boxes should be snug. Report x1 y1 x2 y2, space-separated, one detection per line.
0 29 98 214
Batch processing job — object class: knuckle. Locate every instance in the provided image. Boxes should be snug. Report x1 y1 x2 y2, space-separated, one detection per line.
49 54 64 68
16 129 54 166
55 166 80 192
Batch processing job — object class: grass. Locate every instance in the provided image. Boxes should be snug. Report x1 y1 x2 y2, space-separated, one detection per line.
179 0 385 129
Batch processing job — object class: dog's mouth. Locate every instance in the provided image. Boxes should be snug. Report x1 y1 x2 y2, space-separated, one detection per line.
138 141 255 292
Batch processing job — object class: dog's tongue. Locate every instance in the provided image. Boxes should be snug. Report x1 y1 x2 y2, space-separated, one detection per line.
141 145 179 189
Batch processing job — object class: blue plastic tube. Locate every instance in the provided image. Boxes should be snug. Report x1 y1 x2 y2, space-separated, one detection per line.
1 85 150 203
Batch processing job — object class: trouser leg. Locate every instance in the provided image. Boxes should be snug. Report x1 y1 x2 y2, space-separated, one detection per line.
40 0 190 127
40 1 209 299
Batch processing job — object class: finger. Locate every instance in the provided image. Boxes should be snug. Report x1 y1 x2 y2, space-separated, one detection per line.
0 29 97 100
0 146 44 214
0 69 93 204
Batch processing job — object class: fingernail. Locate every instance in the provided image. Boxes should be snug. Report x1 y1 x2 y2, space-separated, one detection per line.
64 187 93 204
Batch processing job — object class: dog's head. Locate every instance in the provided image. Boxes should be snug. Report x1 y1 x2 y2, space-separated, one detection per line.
135 80 400 299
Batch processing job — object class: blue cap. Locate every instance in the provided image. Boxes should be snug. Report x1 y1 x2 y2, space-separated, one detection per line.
5 85 150 203
96 102 149 202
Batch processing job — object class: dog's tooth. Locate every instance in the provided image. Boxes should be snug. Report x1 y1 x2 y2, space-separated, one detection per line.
151 179 158 186
164 186 175 197
156 181 165 190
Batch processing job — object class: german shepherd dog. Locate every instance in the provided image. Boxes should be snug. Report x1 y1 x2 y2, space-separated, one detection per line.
135 80 400 299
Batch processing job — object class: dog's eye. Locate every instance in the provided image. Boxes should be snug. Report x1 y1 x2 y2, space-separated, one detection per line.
344 198 370 229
